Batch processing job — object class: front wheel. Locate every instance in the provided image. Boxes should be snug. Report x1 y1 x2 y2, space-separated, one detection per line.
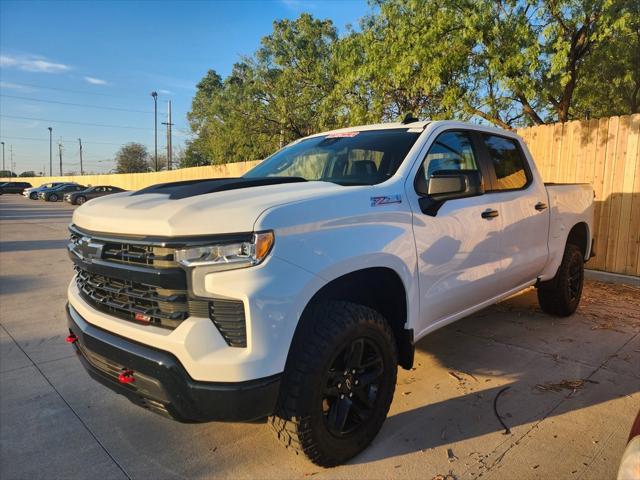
29 192 38 200
270 301 397 467
537 243 584 316
48 193 58 202
76 196 86 205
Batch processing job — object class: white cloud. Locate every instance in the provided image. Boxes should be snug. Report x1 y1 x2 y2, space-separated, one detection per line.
0 81 28 90
84 76 108 85
158 89 172 95
0 54 70 73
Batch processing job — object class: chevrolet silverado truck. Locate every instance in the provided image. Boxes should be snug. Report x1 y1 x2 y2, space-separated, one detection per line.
66 120 594 466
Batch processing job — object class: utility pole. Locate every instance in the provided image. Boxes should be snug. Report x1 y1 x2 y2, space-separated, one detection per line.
10 145 14 176
58 141 63 176
151 91 158 171
78 138 84 175
48 127 53 176
162 100 174 171
1 142 4 172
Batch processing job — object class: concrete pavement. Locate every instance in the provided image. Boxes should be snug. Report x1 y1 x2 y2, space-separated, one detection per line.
0 193 638 479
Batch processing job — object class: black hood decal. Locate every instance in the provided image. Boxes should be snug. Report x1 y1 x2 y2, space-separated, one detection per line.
131 176 307 200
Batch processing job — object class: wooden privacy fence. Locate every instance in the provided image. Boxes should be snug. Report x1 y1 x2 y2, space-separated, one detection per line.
0 161 261 192
1 115 638 276
517 114 640 277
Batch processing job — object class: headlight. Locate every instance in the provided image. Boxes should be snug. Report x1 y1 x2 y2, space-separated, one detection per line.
175 231 274 271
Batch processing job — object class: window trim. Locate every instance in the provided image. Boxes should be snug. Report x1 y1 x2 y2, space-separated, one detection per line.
413 129 490 196
476 132 533 194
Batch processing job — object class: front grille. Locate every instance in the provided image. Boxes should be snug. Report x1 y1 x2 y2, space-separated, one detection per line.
76 268 206 329
70 225 248 347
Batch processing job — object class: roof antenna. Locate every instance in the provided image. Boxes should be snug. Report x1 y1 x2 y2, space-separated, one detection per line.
401 113 419 124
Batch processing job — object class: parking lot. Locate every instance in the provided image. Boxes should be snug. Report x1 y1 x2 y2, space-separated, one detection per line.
0 192 639 480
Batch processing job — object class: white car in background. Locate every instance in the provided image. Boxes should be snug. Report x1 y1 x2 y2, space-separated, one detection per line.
23 182 71 200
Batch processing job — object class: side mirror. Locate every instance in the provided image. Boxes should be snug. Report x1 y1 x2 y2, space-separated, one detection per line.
416 169 484 200
415 169 484 216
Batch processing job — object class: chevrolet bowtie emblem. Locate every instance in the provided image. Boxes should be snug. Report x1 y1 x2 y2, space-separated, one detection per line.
78 236 104 261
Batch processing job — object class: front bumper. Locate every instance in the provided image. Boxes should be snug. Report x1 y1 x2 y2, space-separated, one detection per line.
66 303 282 422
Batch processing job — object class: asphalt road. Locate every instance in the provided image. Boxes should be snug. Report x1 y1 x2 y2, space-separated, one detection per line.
1 193 639 480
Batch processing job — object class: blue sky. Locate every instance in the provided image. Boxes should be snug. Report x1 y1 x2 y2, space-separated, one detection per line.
0 0 370 174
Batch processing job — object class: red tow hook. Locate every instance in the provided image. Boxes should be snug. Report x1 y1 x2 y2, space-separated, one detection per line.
65 333 78 344
118 369 135 384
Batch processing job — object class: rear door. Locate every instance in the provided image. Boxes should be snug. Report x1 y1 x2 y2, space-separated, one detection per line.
476 133 549 289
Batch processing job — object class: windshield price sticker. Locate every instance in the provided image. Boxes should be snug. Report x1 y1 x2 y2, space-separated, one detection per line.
325 131 359 138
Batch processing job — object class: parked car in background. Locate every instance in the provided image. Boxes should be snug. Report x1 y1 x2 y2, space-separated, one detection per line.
64 185 126 205
618 409 640 479
24 182 74 200
0 181 32 194
39 184 86 202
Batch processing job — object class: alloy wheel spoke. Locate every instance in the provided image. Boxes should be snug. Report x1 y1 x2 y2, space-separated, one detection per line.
328 397 352 433
358 365 383 387
345 338 365 369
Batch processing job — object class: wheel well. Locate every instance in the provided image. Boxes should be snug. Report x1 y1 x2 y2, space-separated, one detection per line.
567 222 589 258
301 267 414 370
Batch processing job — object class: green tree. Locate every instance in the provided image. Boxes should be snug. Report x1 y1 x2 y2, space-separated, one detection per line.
115 143 150 173
187 14 340 163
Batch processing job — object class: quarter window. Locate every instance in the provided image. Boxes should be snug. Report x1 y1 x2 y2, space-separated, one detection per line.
481 135 529 190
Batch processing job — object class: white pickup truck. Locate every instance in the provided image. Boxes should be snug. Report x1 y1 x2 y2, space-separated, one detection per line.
66 120 594 466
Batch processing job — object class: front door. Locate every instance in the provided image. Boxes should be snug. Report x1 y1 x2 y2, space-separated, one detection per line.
406 129 506 336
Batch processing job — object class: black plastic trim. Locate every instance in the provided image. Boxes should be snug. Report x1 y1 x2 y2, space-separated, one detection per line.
67 303 281 422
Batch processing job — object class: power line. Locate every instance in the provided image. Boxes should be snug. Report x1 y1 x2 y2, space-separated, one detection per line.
1 114 154 130
0 135 152 147
0 94 165 115
0 81 160 99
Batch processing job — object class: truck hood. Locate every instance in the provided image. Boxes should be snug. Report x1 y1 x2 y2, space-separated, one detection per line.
72 180 345 237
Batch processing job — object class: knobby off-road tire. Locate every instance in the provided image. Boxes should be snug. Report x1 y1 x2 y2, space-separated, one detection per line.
537 243 584 317
269 301 398 467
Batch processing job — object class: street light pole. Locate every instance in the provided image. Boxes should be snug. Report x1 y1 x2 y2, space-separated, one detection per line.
1 142 4 172
58 141 63 176
48 127 53 176
151 91 158 171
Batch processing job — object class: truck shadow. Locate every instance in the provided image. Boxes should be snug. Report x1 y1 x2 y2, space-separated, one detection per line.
351 282 640 465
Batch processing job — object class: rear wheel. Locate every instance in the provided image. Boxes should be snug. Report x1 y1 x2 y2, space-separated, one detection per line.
48 193 58 202
76 196 86 205
270 301 397 467
537 243 584 316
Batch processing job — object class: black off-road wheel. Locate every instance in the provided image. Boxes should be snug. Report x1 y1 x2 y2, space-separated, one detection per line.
537 243 584 317
270 301 397 467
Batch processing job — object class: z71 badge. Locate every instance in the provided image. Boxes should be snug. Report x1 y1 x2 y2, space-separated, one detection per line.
370 195 402 207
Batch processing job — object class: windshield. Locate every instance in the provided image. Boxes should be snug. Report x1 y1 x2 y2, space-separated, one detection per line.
244 128 421 186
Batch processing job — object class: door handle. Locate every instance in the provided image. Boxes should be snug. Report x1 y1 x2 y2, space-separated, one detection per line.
481 209 499 219
535 202 548 211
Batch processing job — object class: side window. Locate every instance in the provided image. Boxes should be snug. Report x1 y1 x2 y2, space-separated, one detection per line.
423 131 478 177
481 135 529 190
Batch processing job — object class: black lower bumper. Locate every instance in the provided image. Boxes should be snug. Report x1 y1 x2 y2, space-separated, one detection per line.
66 303 281 422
